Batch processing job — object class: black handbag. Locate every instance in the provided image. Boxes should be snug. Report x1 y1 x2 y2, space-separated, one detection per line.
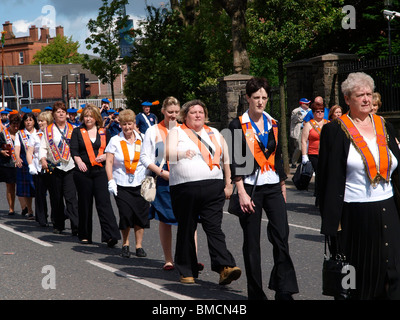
228 169 260 218
292 161 313 190
322 236 350 299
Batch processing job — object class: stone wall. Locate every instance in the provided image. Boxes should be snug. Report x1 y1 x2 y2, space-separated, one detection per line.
286 53 357 112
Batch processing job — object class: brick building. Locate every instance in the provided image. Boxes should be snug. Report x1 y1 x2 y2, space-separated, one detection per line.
2 21 64 66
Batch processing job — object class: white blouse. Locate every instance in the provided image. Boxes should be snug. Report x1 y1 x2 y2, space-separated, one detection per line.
344 136 398 203
27 130 43 171
168 126 223 186
105 131 147 187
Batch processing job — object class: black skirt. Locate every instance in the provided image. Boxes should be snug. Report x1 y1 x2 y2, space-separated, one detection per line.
0 166 16 184
340 197 400 300
114 185 150 229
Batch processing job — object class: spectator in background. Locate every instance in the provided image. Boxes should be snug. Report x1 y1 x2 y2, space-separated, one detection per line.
302 96 329 122
99 98 111 119
290 98 311 168
328 105 343 121
67 108 81 127
136 101 158 134
371 92 382 114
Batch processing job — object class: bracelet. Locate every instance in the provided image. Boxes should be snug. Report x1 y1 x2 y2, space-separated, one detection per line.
160 169 164 176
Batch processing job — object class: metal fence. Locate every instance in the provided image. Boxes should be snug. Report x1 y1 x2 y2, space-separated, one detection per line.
338 56 400 113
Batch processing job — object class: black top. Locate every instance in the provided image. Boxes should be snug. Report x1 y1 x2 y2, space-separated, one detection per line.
0 130 15 168
228 116 287 182
70 126 111 170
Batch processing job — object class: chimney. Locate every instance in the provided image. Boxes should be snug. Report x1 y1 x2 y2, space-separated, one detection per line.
29 25 38 41
40 26 49 42
2 21 14 39
56 26 64 38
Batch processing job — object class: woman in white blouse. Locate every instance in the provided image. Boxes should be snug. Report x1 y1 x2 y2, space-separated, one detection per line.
27 111 53 227
14 112 39 220
105 109 149 258
166 99 241 285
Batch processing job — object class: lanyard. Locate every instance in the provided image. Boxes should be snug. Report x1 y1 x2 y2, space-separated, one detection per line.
249 114 269 148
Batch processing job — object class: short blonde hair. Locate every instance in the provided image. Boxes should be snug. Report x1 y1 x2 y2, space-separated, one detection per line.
118 109 136 124
38 111 53 124
372 92 382 109
81 104 104 128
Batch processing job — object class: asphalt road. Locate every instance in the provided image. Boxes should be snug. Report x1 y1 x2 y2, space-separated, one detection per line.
0 169 330 303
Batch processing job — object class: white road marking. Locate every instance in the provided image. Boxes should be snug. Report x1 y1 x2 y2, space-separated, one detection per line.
0 223 53 247
86 260 196 300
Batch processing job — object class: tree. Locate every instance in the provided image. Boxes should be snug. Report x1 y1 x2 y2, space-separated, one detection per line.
84 0 128 102
31 35 84 65
216 0 250 74
247 0 344 173
124 2 232 116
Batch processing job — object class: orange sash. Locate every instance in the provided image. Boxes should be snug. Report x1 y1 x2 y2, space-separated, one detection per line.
309 119 329 135
181 123 222 170
120 138 141 174
80 128 106 167
239 115 279 173
156 120 181 170
338 113 391 187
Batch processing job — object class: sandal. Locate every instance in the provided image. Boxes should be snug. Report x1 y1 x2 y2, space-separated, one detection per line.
163 263 175 271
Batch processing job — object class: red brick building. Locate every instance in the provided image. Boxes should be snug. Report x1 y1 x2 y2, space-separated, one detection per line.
2 21 64 66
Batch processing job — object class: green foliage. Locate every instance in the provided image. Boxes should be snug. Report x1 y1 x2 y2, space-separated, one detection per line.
83 0 129 101
31 35 84 65
124 1 232 119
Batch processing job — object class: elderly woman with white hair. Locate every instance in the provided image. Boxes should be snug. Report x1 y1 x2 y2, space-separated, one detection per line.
318 72 400 300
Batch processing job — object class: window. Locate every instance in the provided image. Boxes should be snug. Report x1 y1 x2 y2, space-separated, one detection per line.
19 52 24 64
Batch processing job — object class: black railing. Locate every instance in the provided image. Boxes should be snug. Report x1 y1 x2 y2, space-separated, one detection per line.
338 56 400 113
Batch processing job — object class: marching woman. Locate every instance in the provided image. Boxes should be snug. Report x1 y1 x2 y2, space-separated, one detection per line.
27 111 53 226
318 72 400 299
166 99 241 285
70 104 120 246
14 112 39 220
140 96 180 270
0 114 21 215
228 77 298 300
105 109 149 258
39 101 79 235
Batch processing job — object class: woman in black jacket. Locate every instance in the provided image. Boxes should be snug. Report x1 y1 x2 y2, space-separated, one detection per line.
228 77 298 300
318 72 400 300
70 104 120 246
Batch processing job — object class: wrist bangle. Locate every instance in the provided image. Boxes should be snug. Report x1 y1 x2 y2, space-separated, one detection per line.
160 169 163 176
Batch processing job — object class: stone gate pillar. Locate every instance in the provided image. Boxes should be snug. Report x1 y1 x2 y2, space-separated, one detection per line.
218 73 253 129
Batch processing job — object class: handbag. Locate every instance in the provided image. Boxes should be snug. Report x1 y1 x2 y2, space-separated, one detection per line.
292 161 313 190
228 169 260 218
140 159 165 202
322 235 350 299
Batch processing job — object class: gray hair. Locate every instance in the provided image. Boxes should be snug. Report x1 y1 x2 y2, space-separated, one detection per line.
341 72 375 97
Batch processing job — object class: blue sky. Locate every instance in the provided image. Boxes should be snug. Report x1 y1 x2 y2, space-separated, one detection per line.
1 0 165 54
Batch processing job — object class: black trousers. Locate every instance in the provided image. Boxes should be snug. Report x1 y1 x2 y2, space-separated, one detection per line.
45 168 79 232
32 172 49 226
170 179 236 278
73 167 120 242
239 182 299 300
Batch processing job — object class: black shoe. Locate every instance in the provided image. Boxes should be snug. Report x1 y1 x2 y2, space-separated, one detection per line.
275 292 294 300
121 246 130 258
53 228 62 234
136 247 147 257
8 211 15 216
107 238 118 248
21 207 28 216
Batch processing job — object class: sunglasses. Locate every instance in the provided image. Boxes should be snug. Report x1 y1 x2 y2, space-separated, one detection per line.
314 110 324 113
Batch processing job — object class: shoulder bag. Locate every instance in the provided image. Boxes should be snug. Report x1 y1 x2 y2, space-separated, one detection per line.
140 158 164 202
